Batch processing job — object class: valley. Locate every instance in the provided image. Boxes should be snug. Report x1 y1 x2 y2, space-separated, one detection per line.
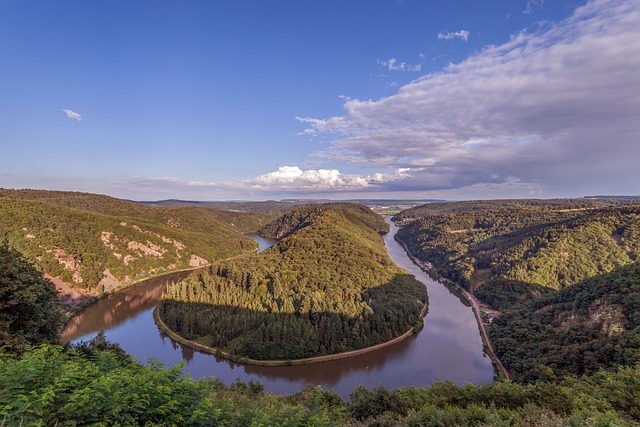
2 191 639 425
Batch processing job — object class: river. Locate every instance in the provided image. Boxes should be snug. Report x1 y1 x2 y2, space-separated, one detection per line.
62 221 494 398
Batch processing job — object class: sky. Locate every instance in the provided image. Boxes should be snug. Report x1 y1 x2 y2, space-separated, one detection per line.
1 0 638 201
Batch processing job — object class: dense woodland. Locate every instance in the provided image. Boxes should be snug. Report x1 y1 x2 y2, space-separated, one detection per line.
490 262 640 383
394 200 640 309
160 203 428 360
0 189 272 295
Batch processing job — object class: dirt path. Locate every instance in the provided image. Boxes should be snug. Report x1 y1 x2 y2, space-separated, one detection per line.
459 288 510 380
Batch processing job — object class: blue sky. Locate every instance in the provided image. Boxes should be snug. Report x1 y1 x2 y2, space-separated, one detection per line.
1 0 638 200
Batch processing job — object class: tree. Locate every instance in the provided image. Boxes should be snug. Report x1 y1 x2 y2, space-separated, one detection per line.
0 244 63 354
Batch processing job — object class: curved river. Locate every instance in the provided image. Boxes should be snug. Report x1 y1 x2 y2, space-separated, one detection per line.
63 222 494 398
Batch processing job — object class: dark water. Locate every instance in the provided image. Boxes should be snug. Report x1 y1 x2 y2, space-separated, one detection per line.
63 221 494 398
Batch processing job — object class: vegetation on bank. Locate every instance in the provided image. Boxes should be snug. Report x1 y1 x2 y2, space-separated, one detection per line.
394 199 640 387
0 244 64 355
159 203 428 360
0 189 272 296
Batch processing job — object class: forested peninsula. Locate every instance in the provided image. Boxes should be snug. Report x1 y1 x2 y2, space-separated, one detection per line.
159 203 428 360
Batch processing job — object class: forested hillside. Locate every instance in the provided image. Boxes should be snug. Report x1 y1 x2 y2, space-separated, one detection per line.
394 201 640 309
159 203 428 360
0 190 270 301
0 244 63 354
490 262 640 383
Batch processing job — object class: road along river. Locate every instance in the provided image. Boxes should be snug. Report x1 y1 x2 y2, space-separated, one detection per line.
63 221 494 398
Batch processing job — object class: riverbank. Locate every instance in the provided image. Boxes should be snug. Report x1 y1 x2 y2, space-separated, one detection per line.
392 235 510 381
153 302 428 367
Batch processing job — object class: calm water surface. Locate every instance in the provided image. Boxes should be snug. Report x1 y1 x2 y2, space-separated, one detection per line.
63 221 494 398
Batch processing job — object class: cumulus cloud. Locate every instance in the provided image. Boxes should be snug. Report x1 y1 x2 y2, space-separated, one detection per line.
437 30 470 42
250 166 367 190
300 0 640 197
377 58 422 72
62 109 82 121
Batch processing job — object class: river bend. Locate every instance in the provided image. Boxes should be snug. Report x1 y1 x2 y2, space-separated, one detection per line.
63 221 494 398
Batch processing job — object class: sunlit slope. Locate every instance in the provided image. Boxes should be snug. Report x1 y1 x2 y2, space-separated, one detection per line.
395 201 640 308
0 190 265 294
160 203 427 360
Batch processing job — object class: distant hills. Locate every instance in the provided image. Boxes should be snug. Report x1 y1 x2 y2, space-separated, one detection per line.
139 198 443 213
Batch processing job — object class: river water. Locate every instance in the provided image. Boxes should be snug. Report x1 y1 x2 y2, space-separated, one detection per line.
63 221 494 398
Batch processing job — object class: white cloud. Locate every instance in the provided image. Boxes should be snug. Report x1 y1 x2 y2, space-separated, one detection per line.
300 0 640 196
377 58 422 72
62 109 82 121
524 0 545 15
250 166 368 190
437 30 470 42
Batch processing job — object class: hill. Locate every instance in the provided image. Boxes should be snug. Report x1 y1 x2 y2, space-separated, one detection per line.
394 200 640 309
159 203 428 360
0 189 272 304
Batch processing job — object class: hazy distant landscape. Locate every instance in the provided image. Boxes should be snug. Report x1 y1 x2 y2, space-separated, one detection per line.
2 0 639 425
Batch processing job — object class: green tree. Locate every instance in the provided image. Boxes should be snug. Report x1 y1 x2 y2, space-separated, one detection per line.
0 244 63 354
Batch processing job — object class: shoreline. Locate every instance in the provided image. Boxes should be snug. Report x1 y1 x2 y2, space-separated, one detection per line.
60 265 208 338
392 234 510 381
153 301 428 367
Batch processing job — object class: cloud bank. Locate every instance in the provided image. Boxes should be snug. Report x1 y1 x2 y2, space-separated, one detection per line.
126 166 414 199
300 0 640 197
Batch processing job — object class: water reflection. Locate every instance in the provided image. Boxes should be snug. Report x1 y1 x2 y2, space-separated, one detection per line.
62 270 193 343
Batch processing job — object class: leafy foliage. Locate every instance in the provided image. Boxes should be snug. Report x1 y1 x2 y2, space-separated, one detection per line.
160 203 427 359
0 244 63 355
1 341 638 426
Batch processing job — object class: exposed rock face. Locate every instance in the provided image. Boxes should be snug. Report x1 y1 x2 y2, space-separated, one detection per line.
189 254 209 267
99 268 121 293
557 297 626 338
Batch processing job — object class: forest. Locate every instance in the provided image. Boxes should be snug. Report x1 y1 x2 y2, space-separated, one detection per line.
0 189 273 298
394 200 640 309
159 203 428 360
490 262 640 383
